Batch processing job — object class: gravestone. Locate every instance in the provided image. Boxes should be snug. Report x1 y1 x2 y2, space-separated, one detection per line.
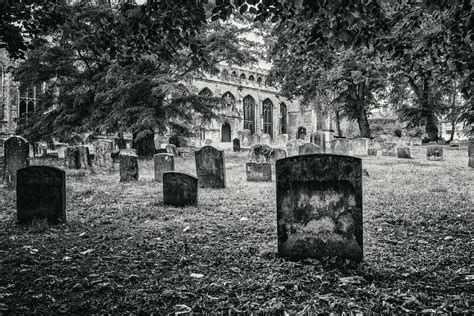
286 139 306 156
323 130 334 153
332 138 350 155
468 137 474 167
119 153 139 182
270 148 287 163
252 134 260 146
273 134 288 148
166 144 178 156
65 146 80 169
163 172 198 206
0 139 4 183
5 136 30 189
368 149 377 156
154 153 175 182
276 154 363 262
204 139 212 145
94 139 114 171
261 133 271 145
240 129 252 147
381 143 397 156
248 144 272 163
450 139 460 149
397 147 411 159
351 138 370 156
311 131 326 152
299 143 322 155
246 162 272 182
195 146 226 188
233 138 241 152
426 146 443 161
17 166 66 224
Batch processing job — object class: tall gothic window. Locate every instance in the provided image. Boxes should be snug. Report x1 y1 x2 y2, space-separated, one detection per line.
19 86 38 116
262 98 273 138
243 95 255 134
222 91 235 110
280 103 288 134
198 87 213 97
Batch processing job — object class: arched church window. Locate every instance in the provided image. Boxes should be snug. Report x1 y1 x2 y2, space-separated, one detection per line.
198 87 213 97
257 77 262 84
240 73 246 80
243 95 256 134
248 75 254 82
280 103 288 134
262 99 273 138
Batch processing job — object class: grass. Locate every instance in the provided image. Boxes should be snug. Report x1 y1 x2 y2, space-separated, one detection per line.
0 146 472 314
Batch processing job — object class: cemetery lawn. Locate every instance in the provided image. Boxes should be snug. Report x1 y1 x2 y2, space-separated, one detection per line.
0 147 472 314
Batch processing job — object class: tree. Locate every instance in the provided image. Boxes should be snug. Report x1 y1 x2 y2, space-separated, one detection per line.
14 1 253 154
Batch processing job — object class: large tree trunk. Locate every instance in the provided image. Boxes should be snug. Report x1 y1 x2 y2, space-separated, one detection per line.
421 76 438 141
132 129 156 156
334 107 343 137
356 105 371 138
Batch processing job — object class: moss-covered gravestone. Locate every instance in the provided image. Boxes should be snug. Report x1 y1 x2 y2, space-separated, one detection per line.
154 153 174 182
276 154 363 262
163 172 198 206
17 166 66 224
246 162 272 182
397 147 411 159
119 153 139 182
5 136 29 190
427 146 443 161
299 143 322 155
195 146 225 188
94 139 114 172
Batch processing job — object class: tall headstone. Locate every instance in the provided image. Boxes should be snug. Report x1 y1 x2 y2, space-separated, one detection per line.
94 139 114 172
286 139 306 156
119 153 139 182
77 146 91 169
276 154 363 262
426 145 443 161
154 153 175 182
4 136 29 189
323 130 335 153
65 146 80 169
166 144 178 156
17 166 66 224
397 147 411 159
195 146 226 188
240 129 252 147
233 138 241 152
163 172 198 207
246 162 272 182
299 143 322 155
468 137 474 168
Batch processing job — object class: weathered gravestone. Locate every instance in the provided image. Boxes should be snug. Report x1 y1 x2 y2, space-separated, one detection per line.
261 133 271 145
276 154 363 262
248 144 272 163
233 138 241 152
5 136 29 189
368 149 377 156
166 144 178 156
119 153 139 182
240 129 252 147
468 137 474 167
252 134 261 146
163 172 198 207
154 153 174 182
426 146 443 161
397 147 411 159
17 166 66 224
195 146 226 188
311 131 326 152
286 139 306 156
246 162 272 182
299 143 322 155
270 148 287 163
332 138 350 155
94 139 114 171
65 146 91 170
351 138 370 156
381 143 397 156
204 139 212 145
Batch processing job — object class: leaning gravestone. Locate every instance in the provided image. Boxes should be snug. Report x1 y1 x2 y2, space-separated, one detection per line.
17 166 66 224
163 172 198 206
397 147 411 159
119 153 139 182
94 139 114 172
166 144 178 156
299 143 321 155
246 162 272 182
240 129 252 147
195 146 226 188
468 137 474 167
427 146 443 161
233 138 241 152
276 154 363 262
154 153 174 182
286 139 306 156
5 136 29 189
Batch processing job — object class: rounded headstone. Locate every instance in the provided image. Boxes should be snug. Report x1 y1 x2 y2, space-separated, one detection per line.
154 153 175 182
4 136 30 189
276 154 363 262
119 153 139 182
163 172 198 207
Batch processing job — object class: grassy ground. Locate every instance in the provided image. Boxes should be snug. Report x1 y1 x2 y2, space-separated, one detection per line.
0 147 472 314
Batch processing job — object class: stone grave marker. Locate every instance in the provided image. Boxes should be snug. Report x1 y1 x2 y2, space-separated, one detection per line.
332 138 350 155
299 143 322 155
17 166 66 224
119 153 139 182
381 143 397 156
94 139 114 171
426 146 443 161
5 136 30 189
195 146 225 188
450 139 460 149
368 149 377 156
468 137 474 167
252 134 260 146
240 129 252 147
270 148 287 163
163 172 198 206
204 139 212 145
286 139 306 156
246 162 272 182
248 144 271 163
166 144 178 156
276 154 363 262
65 146 79 169
261 133 271 145
397 147 411 159
233 138 241 152
311 131 326 152
351 138 370 156
154 153 175 182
